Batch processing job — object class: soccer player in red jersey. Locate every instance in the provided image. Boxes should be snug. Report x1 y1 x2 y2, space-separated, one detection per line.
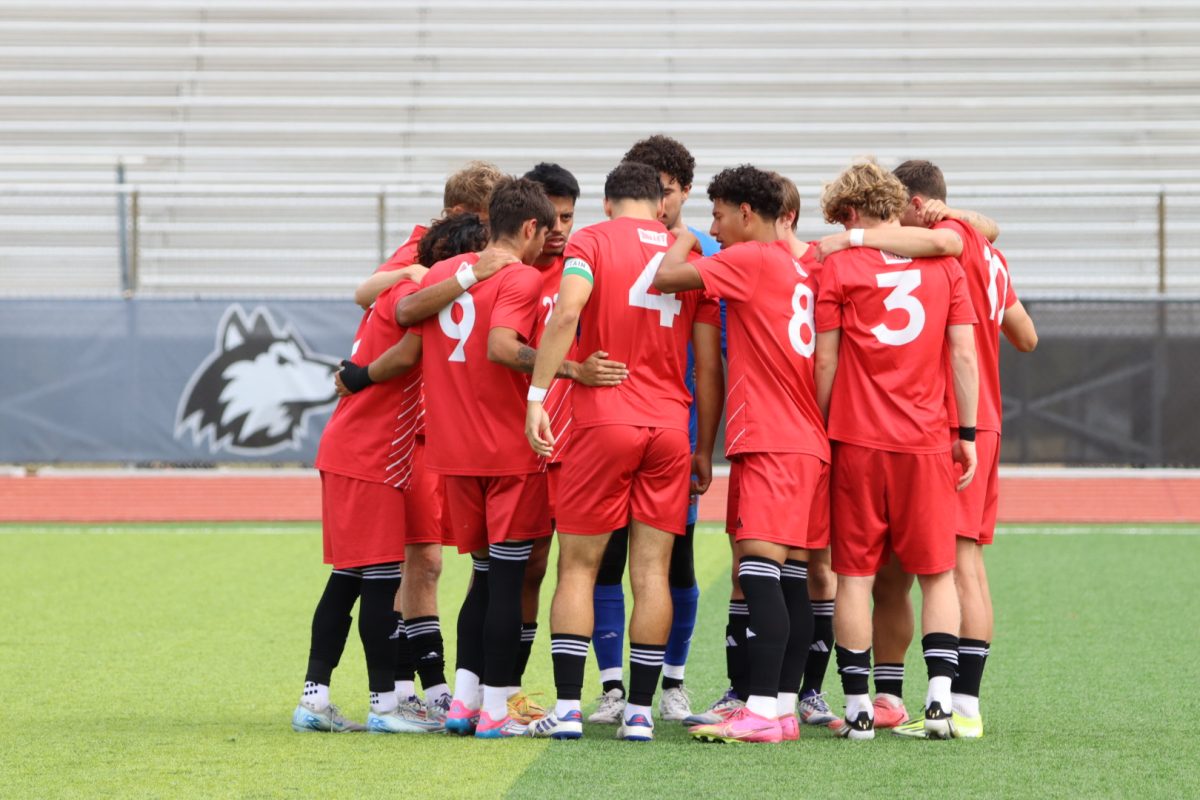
506 162 590 724
353 161 505 309
813 161 979 741
820 160 1038 737
652 165 827 744
524 161 724 742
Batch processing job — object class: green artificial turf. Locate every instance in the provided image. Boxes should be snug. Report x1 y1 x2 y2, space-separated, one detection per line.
1 523 1197 798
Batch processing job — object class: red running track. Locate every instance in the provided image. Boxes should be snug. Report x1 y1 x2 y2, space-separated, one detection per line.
2 472 1198 524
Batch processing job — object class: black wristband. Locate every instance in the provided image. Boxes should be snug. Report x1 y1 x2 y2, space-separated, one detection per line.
957 426 977 442
338 359 374 393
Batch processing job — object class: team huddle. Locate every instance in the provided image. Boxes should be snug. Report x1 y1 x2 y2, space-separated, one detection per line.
292 135 1039 743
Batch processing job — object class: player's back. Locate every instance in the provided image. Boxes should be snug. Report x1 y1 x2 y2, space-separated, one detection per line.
817 244 974 453
419 253 542 475
934 220 1014 434
565 216 711 432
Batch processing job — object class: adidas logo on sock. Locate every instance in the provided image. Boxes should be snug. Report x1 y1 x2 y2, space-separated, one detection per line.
726 636 738 647
809 641 830 653
746 628 757 639
599 632 619 640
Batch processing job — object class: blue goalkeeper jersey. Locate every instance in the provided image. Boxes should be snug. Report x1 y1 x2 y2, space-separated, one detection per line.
685 226 724 525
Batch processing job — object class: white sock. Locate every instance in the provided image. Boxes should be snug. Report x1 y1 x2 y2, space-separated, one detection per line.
662 663 686 681
776 692 798 718
599 667 623 686
747 694 777 719
370 689 398 713
482 685 509 720
624 703 653 725
926 675 952 710
845 693 873 720
425 683 449 704
555 699 581 718
453 668 481 708
952 692 980 718
302 681 329 709
394 679 416 700
507 686 521 699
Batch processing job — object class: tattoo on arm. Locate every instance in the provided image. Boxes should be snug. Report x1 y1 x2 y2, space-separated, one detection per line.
515 345 536 373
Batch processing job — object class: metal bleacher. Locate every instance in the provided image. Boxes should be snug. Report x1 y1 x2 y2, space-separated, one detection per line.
0 0 1198 296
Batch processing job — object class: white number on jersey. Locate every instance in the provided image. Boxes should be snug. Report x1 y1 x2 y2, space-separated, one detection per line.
628 252 682 328
870 270 925 346
542 293 558 327
983 245 1010 324
787 261 816 357
437 262 477 362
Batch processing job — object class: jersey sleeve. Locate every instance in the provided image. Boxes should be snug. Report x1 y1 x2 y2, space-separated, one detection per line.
694 242 761 304
815 260 845 332
563 226 600 284
691 292 723 328
491 267 542 341
946 259 978 326
375 279 420 330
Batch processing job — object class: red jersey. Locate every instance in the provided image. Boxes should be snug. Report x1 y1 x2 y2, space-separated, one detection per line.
416 253 542 476
815 244 976 454
936 220 1018 433
695 239 829 462
531 255 576 465
316 280 423 488
563 217 722 433
376 225 428 274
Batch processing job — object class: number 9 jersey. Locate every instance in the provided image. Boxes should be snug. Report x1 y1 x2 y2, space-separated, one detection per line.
815 246 976 454
563 216 722 433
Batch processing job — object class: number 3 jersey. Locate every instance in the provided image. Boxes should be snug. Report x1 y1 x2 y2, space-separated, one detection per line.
414 252 543 476
693 239 828 463
563 216 722 433
815 245 976 454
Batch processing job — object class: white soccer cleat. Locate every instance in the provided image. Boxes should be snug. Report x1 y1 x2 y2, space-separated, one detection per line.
684 688 743 726
291 700 366 733
616 711 654 742
587 688 626 724
659 685 696 721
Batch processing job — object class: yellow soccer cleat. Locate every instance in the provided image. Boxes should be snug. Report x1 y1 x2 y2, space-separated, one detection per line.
507 692 548 725
952 712 984 739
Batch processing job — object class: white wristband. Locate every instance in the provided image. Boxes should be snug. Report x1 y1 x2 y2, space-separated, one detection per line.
527 385 548 403
456 268 479 291
849 228 865 247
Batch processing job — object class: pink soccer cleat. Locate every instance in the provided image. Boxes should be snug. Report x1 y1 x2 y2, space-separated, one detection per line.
872 695 910 729
689 706 783 744
444 699 480 735
779 713 800 742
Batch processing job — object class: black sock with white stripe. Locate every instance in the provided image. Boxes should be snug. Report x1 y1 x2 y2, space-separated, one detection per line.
873 662 905 700
550 633 590 703
512 622 538 686
357 563 403 700
454 557 490 679
836 645 873 720
726 599 750 700
393 613 417 697
779 560 813 703
951 638 989 717
482 541 531 692
922 632 960 711
628 642 666 707
738 556 788 716
305 568 361 688
406 615 446 692
801 598 834 695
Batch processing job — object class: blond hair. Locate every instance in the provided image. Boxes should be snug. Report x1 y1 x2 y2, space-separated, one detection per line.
820 161 908 226
443 160 505 214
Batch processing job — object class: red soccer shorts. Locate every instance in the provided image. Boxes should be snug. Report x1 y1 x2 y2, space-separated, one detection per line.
441 472 552 555
320 471 406 569
829 442 957 577
954 430 1001 545
405 439 454 546
546 463 562 529
556 425 690 536
726 452 830 550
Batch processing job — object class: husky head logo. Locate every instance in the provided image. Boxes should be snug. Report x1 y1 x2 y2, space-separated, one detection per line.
176 305 340 455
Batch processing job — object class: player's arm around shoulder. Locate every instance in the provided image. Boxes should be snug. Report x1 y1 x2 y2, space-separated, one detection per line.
654 230 706 293
395 249 517 327
334 331 422 397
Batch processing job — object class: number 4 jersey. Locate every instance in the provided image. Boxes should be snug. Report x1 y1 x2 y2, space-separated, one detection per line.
415 252 543 476
815 245 976 454
563 216 722 433
693 239 829 463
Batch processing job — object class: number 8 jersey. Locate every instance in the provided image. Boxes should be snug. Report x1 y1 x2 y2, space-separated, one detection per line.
815 245 976 454
563 217 722 433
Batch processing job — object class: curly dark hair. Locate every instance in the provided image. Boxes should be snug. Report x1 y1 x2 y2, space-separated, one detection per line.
707 165 785 219
622 134 695 188
604 161 663 203
417 212 489 266
522 162 580 201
